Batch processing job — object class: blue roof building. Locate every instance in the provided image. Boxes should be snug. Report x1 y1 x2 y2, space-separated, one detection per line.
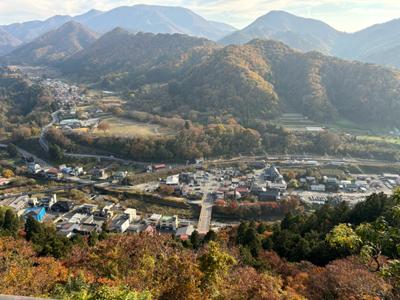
24 206 46 222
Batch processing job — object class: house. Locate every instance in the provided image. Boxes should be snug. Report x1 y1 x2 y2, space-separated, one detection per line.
147 213 162 226
0 177 10 186
111 215 130 233
123 208 137 222
113 171 128 181
153 164 166 171
8 196 31 214
75 223 100 236
166 175 179 186
39 194 57 209
264 166 283 182
175 225 195 240
127 223 155 235
72 167 84 176
27 162 41 174
51 200 74 213
258 190 281 202
93 168 109 180
235 187 249 197
310 184 326 192
24 207 46 222
45 168 63 180
266 181 287 192
69 213 93 224
158 215 179 231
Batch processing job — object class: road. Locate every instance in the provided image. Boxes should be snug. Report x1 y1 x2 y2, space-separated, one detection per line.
197 192 214 234
64 152 148 166
0 143 52 168
39 110 60 152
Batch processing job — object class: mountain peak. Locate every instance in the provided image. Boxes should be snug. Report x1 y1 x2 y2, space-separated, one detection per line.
4 21 97 65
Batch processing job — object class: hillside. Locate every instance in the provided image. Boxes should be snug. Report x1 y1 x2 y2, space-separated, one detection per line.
61 28 218 88
3 21 98 65
0 67 52 130
221 11 400 69
60 33 400 127
0 28 22 55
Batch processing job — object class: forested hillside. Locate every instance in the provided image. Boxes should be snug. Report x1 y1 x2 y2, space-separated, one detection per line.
3 21 98 65
61 28 218 88
0 191 400 299
62 30 400 127
0 67 52 135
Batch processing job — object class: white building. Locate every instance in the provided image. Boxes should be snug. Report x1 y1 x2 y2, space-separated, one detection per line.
310 184 326 192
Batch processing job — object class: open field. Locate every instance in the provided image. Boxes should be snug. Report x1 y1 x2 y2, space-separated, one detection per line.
275 113 324 132
92 117 176 138
356 135 400 146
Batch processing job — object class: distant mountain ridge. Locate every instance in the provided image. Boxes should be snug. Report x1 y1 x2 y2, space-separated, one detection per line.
3 21 98 65
221 10 400 69
0 4 235 55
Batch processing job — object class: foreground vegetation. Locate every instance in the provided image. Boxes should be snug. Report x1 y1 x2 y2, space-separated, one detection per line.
1 190 400 299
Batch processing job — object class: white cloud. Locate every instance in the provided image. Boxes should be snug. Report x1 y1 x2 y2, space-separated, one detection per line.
0 0 399 31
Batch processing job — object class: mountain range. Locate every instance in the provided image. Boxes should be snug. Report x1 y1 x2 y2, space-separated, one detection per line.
0 4 235 55
221 10 400 69
53 28 400 127
3 6 400 69
2 21 98 65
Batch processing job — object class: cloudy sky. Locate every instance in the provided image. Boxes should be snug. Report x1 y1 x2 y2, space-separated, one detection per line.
1 0 399 32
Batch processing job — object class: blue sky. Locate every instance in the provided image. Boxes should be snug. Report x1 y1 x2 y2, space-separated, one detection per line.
1 0 400 32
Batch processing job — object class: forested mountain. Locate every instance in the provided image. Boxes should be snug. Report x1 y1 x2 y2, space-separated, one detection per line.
60 30 400 127
3 21 98 65
221 11 400 69
0 67 52 130
221 10 342 54
61 28 218 87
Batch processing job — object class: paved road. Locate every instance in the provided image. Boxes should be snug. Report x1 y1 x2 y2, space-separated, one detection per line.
197 192 213 234
0 143 52 168
64 152 148 166
39 110 60 152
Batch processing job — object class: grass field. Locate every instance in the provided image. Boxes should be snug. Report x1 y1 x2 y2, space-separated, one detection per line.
92 117 175 138
356 135 400 146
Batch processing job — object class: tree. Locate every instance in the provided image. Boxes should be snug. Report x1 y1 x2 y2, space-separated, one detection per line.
88 230 99 246
98 121 110 133
24 216 43 241
199 241 236 292
204 230 217 243
326 223 362 253
257 223 267 234
11 126 31 141
2 169 14 178
49 144 64 161
3 209 19 236
190 230 201 250
6 144 18 157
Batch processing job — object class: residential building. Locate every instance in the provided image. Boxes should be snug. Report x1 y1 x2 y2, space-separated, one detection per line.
258 190 281 202
24 207 46 222
310 184 326 192
123 208 137 222
175 225 195 240
158 215 179 231
111 215 130 233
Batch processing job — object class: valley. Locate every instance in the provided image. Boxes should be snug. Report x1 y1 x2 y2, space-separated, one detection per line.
1 3 400 300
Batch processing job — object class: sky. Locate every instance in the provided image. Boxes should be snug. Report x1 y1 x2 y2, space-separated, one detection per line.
1 0 400 32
